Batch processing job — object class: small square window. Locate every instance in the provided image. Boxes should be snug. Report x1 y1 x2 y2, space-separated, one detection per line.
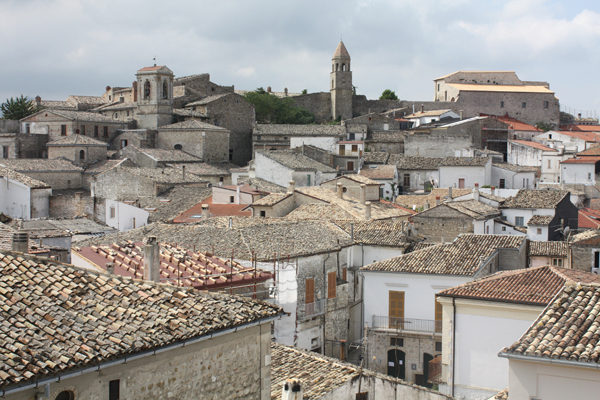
500 101 504 108
260 211 266 217
515 216 524 226
229 196 235 203
522 102 526 108
537 228 542 234
109 380 120 400
435 341 442 352
390 337 404 347
544 101 549 109
502 226 506 231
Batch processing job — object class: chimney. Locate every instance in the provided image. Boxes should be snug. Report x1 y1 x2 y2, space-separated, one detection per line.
364 201 372 220
12 231 28 254
132 81 138 102
284 88 288 96
473 183 480 201
201 204 209 221
182 165 186 181
282 379 303 400
460 110 464 120
143 236 160 283
236 185 241 204
35 95 41 107
360 184 366 204
448 186 452 198
105 262 115 275
287 180 295 194
106 85 111 92
421 104 424 113
267 86 272 93
424 201 430 210
436 196 441 206
337 182 344 199
578 113 582 119
229 217 233 228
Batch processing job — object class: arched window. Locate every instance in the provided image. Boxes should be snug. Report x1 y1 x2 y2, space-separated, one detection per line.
79 150 85 160
336 63 339 71
174 144 182 150
55 390 74 400
144 80 151 99
342 63 345 71
162 80 168 99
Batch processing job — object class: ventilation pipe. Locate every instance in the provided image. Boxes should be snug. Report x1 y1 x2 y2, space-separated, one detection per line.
473 183 480 201
105 262 115 275
288 180 296 194
143 236 160 283
448 186 453 199
201 204 209 221
460 110 464 120
364 201 372 220
337 182 344 199
421 104 424 113
360 184 366 205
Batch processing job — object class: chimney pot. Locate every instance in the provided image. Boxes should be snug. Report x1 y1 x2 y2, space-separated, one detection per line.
12 231 28 254
106 86 111 92
448 186 452 198
201 204 209 221
143 236 160 283
360 184 366 205
460 110 464 120
364 201 372 220
106 262 115 274
282 379 303 400
436 196 441 206
421 104 424 113
287 180 295 194
337 182 344 199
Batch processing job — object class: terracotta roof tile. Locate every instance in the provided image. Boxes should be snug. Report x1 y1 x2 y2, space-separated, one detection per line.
257 150 337 173
500 189 570 209
578 208 600 229
528 241 568 257
47 134 108 147
158 119 228 131
358 165 396 180
510 140 557 152
363 152 390 164
527 215 553 226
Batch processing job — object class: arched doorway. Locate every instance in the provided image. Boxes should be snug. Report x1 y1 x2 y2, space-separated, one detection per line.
387 349 405 379
422 353 434 388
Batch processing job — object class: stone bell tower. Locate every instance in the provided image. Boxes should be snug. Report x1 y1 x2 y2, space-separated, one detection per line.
330 41 353 121
135 65 174 129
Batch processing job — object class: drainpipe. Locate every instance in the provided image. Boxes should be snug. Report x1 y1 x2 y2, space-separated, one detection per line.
452 297 456 398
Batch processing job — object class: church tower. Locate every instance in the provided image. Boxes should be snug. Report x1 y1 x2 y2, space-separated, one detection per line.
330 41 353 121
135 65 174 129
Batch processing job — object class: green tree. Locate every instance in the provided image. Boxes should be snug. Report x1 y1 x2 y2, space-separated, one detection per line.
301 89 308 95
379 89 398 101
535 121 554 132
243 89 315 124
1 95 37 120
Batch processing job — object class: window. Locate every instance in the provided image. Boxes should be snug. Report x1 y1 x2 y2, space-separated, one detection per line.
327 271 336 299
437 84 440 91
1 146 7 159
390 337 404 347
553 258 563 267
144 80 151 99
342 267 347 281
307 174 311 186
444 91 447 101
435 341 442 352
403 174 410 188
522 102 526 108
548 160 551 169
121 139 128 149
109 379 120 400
55 391 75 400
500 101 504 108
79 150 85 160
163 80 168 99
229 196 235 203
126 111 129 116
61 125 67 136
347 161 354 171
544 101 549 109
229 149 233 161
389 291 404 328
435 299 442 332
339 146 346 156
356 393 369 400
110 207 116 219
537 228 542 234
81 125 85 135
94 126 99 137
305 278 315 304
383 123 389 131
589 173 592 180
499 178 505 189
114 112 118 119
25 123 30 133
595 251 600 269
349 133 355 140
219 176 224 182
260 210 266 217
352 144 358 152
103 126 108 137
515 216 524 226
502 226 506 231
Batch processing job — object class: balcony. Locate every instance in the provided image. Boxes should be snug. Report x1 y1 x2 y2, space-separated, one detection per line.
297 299 327 320
428 355 444 384
372 316 442 333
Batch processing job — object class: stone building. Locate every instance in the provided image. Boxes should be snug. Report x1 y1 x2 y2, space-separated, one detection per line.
0 159 84 190
0 167 52 219
404 117 486 157
135 65 174 129
46 134 108 166
156 119 230 162
330 41 353 121
19 109 127 141
120 145 200 168
0 251 281 400
253 124 347 153
253 150 338 188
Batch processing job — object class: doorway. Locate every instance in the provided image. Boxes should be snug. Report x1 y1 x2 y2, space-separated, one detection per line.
387 349 405 379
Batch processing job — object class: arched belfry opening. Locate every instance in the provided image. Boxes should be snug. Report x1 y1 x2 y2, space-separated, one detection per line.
144 80 151 100
162 80 168 99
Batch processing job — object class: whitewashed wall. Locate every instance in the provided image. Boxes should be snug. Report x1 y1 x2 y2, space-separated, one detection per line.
105 200 149 231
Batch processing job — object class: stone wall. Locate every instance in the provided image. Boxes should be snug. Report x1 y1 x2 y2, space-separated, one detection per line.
0 120 19 133
156 128 229 163
405 133 474 157
21 113 126 142
352 96 402 118
413 206 474 243
21 171 84 190
49 191 105 222
289 92 332 123
291 145 334 166
9 323 272 400
48 145 107 165
571 245 596 272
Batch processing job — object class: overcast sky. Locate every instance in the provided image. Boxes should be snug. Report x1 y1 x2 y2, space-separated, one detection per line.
2 0 599 117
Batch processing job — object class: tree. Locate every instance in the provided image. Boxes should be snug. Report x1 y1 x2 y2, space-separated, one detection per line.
535 121 554 132
243 89 315 124
379 89 398 101
301 89 308 95
1 95 37 120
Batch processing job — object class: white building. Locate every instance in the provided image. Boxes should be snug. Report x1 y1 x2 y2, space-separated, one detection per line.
507 140 558 167
560 156 600 186
358 164 398 200
105 199 149 231
491 163 538 189
438 157 492 189
0 167 52 219
535 129 600 152
403 109 460 128
253 149 337 188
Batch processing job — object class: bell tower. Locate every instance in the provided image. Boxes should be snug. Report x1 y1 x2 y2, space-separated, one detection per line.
330 41 353 121
135 65 174 129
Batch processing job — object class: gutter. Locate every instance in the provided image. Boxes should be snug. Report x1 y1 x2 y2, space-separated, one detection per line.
498 352 600 370
0 314 281 397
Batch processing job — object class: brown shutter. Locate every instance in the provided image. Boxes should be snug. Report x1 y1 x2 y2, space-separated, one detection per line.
327 271 336 299
305 278 315 304
435 299 443 333
389 291 405 328
342 267 347 281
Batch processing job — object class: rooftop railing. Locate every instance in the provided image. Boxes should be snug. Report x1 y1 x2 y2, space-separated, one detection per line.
372 316 442 333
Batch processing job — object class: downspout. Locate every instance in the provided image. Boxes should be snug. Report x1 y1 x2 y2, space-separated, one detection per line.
452 297 456 398
322 252 331 354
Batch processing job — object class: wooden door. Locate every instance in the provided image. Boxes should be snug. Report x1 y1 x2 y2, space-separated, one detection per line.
347 161 355 171
305 278 315 304
435 300 443 333
387 349 405 379
389 291 405 329
327 271 336 299
458 179 465 189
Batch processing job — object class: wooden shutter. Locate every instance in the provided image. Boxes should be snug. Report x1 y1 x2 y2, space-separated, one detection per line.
389 291 404 328
342 267 347 281
305 278 315 304
327 271 336 299
435 299 443 333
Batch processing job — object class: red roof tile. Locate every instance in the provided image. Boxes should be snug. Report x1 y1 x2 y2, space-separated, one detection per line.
556 130 600 142
173 196 252 223
561 156 600 164
559 124 600 132
510 140 557 151
481 114 540 131
578 208 600 229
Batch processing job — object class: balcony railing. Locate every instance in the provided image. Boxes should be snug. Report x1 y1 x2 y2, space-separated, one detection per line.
372 316 442 333
297 299 327 320
428 355 444 384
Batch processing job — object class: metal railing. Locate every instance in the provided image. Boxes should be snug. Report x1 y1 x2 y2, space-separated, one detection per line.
297 299 327 320
428 355 444 384
372 316 442 333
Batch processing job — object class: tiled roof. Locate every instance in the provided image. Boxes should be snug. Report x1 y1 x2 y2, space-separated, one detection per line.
445 200 500 220
439 157 490 166
236 177 287 193
412 242 436 252
0 222 46 252
561 156 600 164
575 144 600 156
481 114 540 132
84 159 129 175
447 83 554 94
110 167 207 184
528 241 568 257
438 266 600 305
173 196 252 222
559 124 600 132
500 282 600 364
285 204 355 221
94 101 136 112
75 241 271 289
170 162 237 176
404 109 453 118
158 119 228 131
358 165 396 180
67 95 107 105
328 174 381 185
270 343 446 400
0 159 83 172
493 388 509 399
0 252 282 389
129 146 201 162
129 186 212 223
510 140 557 152
253 192 293 206
555 130 600 142
527 215 553 226
388 155 443 170
171 108 208 118
257 150 337 173
569 229 600 245
76 218 352 261
396 188 473 209
0 167 51 189
296 187 413 220
578 208 600 229
492 162 540 173
363 152 390 164
253 124 346 136
500 189 570 209
36 100 76 110
185 94 229 106
361 234 525 275
47 134 108 146
369 131 406 142
45 110 120 123
332 220 417 247
479 192 507 203
332 40 350 58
